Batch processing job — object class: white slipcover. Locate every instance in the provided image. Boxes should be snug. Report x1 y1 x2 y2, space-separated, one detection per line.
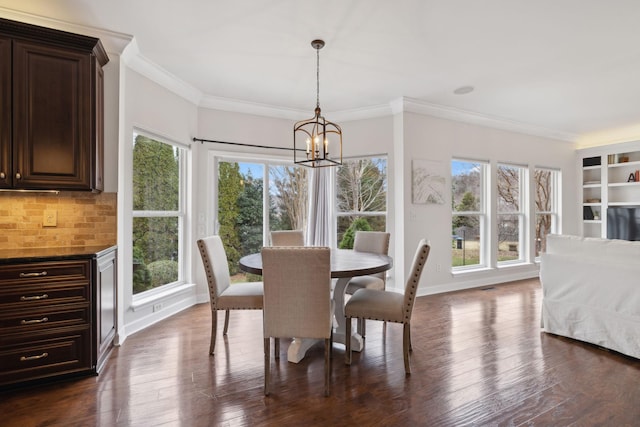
540 234 640 359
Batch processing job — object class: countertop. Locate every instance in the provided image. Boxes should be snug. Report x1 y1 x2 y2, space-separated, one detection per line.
0 245 117 265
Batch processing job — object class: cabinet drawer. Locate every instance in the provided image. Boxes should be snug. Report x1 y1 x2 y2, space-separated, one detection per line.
0 304 90 334
0 260 90 285
0 282 89 308
0 328 91 386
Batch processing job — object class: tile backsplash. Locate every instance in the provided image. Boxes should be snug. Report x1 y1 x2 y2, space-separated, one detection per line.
0 192 117 249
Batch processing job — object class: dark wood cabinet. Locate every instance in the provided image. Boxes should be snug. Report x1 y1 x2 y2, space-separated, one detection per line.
0 18 108 192
0 35 10 184
0 246 117 388
94 247 116 373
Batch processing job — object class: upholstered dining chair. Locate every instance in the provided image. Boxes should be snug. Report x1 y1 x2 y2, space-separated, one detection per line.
197 235 263 355
270 230 305 246
261 246 333 396
346 231 391 336
345 239 430 375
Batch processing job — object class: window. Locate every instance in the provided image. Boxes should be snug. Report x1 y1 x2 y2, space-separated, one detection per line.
497 164 526 264
132 132 186 295
335 156 387 248
534 168 560 257
216 157 309 282
451 159 487 269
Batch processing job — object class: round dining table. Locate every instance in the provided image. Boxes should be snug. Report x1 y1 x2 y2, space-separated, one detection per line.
239 249 393 363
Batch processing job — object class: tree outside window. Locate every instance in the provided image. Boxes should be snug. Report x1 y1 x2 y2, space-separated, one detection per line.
535 168 559 256
216 159 308 282
132 133 184 294
497 164 524 263
335 157 387 248
451 160 485 267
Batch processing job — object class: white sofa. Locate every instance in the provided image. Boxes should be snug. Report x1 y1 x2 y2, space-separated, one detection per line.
539 234 640 359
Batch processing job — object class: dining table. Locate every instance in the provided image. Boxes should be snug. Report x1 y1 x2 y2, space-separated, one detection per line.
239 248 393 363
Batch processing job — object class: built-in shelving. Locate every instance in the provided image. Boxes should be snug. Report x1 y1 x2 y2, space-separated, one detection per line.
578 141 640 238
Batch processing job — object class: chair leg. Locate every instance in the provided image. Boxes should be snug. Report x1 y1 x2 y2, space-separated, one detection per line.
264 337 270 396
345 317 352 365
209 310 217 355
275 338 280 360
403 323 411 375
223 309 230 335
357 318 366 338
324 335 331 397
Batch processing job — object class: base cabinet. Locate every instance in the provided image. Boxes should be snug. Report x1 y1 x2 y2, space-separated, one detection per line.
0 246 116 388
95 247 116 373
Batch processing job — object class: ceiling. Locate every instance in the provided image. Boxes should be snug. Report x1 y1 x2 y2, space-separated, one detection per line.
1 0 640 146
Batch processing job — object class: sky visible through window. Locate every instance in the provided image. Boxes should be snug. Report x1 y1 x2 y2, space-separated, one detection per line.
452 160 477 176
239 163 262 177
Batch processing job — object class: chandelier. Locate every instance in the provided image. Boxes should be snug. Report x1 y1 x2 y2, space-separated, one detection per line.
293 39 342 168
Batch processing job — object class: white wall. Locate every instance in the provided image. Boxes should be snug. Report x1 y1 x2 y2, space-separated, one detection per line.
117 66 199 341
117 70 579 340
397 111 578 294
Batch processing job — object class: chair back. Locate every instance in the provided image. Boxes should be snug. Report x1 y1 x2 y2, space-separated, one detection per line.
353 231 390 280
270 230 305 246
261 247 332 339
197 236 232 309
402 239 430 322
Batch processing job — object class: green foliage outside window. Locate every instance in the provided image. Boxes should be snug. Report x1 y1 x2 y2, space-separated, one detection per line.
217 162 243 275
132 134 180 294
336 158 387 245
338 217 372 249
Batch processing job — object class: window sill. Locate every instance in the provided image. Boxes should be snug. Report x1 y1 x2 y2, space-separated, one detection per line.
497 260 533 269
132 282 196 312
451 266 493 276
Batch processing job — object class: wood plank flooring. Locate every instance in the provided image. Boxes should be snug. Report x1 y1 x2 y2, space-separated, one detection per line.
2 278 639 426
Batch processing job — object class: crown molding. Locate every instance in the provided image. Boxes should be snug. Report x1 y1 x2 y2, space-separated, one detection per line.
391 97 578 143
0 7 132 55
121 38 204 106
199 95 305 120
0 7 581 141
199 96 393 123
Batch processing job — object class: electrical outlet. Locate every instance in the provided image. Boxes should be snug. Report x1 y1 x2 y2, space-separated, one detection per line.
43 210 57 227
153 303 163 312
436 264 442 272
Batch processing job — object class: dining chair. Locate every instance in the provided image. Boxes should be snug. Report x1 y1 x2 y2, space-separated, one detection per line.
261 246 333 396
344 238 430 375
346 231 391 336
197 235 263 355
270 229 305 246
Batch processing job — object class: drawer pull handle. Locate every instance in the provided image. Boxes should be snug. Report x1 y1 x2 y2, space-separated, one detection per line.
20 294 49 301
19 271 48 278
21 317 49 325
20 352 49 362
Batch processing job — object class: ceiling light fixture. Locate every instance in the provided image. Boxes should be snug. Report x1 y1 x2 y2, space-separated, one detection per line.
293 39 342 168
453 85 474 95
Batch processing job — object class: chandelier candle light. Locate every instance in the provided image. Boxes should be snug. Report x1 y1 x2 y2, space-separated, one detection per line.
293 39 342 168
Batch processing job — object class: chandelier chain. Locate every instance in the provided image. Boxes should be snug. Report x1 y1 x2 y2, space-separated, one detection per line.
316 46 320 109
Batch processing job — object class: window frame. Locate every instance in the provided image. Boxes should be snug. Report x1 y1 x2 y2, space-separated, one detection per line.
334 155 388 249
496 162 527 266
451 158 489 271
534 167 561 259
212 152 310 249
131 129 188 300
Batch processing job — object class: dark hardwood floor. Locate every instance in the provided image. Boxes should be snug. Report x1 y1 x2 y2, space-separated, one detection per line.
2 278 639 426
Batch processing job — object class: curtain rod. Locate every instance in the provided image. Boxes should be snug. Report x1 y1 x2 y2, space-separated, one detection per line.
192 137 305 153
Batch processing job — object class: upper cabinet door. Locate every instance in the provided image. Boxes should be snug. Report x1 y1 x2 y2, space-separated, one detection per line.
12 41 92 190
0 36 10 189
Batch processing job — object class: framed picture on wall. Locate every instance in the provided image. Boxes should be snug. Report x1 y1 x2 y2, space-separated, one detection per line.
412 159 445 204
